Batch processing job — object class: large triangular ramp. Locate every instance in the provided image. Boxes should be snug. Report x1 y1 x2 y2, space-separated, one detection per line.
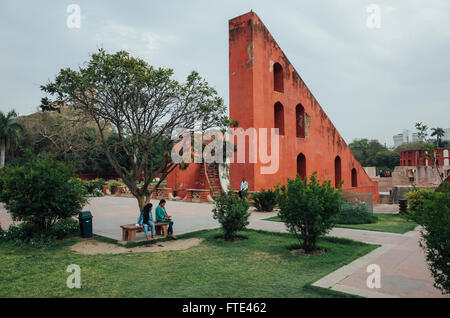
228 11 378 202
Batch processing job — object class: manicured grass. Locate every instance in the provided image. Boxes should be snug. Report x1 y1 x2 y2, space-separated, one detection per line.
335 214 418 234
264 214 418 234
0 229 377 298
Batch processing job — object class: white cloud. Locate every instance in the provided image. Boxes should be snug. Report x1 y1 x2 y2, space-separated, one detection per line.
92 22 180 58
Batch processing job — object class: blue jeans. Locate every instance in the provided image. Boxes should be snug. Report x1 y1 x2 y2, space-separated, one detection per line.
143 221 155 236
167 220 174 235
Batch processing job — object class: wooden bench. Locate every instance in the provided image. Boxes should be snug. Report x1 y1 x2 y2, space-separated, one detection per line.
120 222 170 242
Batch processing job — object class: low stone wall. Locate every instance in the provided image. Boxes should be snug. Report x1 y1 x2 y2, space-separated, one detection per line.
183 189 213 203
150 188 172 200
371 177 393 192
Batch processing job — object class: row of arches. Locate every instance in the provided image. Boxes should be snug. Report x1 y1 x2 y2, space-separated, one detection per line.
296 154 358 188
274 102 306 138
273 63 358 188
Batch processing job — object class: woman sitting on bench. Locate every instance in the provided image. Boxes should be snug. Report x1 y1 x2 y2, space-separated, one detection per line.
137 203 155 241
156 199 176 240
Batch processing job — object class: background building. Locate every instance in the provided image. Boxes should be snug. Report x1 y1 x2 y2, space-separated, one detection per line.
393 129 420 148
444 128 450 141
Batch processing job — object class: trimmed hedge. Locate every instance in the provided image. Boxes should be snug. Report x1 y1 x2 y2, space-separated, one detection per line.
251 189 276 212
337 201 378 225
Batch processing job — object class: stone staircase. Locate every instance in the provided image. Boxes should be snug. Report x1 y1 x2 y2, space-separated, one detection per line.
199 163 223 197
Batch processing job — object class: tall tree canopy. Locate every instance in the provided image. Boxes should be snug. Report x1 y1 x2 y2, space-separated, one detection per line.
431 127 445 147
16 107 116 174
41 49 228 209
0 110 24 168
349 138 399 169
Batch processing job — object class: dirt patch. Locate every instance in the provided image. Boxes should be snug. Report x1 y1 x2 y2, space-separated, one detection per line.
290 248 326 256
214 235 248 242
70 238 204 255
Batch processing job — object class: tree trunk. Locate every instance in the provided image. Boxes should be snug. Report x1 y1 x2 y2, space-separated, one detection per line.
0 137 5 168
136 193 153 212
137 195 146 212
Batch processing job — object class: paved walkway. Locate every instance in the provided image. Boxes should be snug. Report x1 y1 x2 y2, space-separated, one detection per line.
0 198 447 298
373 204 399 214
83 196 221 240
249 215 448 298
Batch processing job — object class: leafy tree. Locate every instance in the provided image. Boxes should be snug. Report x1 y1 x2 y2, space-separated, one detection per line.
374 150 400 170
409 122 445 182
431 127 445 148
0 153 87 235
0 110 24 168
15 107 118 175
350 138 398 169
349 138 370 166
40 49 228 209
212 189 251 241
406 185 450 294
394 141 428 153
404 187 436 220
275 172 343 253
415 122 429 140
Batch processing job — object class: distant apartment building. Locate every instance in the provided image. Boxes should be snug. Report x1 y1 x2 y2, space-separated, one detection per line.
393 130 420 148
444 128 450 141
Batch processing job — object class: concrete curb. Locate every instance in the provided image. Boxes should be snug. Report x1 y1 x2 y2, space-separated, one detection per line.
312 244 398 298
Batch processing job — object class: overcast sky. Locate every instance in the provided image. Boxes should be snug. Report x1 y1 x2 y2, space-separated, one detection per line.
1 0 449 147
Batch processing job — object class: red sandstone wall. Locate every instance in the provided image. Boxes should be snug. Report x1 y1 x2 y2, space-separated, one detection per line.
229 12 379 203
400 148 450 167
166 164 209 198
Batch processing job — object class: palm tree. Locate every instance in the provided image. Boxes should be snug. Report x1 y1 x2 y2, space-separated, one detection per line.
431 127 445 148
0 110 24 168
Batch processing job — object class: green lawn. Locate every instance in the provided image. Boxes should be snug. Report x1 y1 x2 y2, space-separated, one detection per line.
335 214 418 234
264 214 418 234
0 229 377 298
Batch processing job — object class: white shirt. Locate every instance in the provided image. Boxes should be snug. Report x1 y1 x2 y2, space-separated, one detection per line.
240 181 248 191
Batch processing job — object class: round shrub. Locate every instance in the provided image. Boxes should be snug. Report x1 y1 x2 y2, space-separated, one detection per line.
0 155 87 235
3 223 56 247
251 189 276 212
85 178 106 196
108 180 124 194
51 218 80 240
405 187 436 222
276 172 343 253
337 201 378 224
213 189 251 241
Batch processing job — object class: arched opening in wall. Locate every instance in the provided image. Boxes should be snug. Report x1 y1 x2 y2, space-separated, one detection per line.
297 153 306 180
273 62 284 93
296 104 305 138
274 102 285 135
351 168 357 187
334 156 342 188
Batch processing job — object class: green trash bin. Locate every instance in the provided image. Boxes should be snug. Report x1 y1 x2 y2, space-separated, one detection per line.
79 211 93 238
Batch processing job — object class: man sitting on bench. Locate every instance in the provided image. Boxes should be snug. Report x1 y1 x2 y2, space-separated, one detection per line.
137 203 155 241
155 199 176 240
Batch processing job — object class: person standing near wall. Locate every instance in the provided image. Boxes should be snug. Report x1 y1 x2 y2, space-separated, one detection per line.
239 177 249 199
